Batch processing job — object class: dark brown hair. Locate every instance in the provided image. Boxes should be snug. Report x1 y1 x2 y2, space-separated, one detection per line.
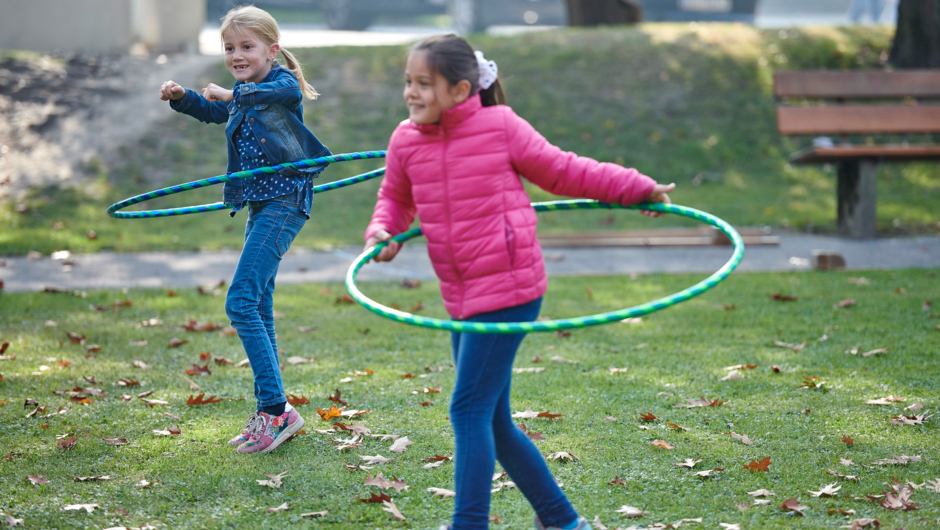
410 34 505 107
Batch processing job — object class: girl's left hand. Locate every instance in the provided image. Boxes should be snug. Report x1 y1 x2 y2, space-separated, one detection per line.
202 83 234 103
640 183 676 217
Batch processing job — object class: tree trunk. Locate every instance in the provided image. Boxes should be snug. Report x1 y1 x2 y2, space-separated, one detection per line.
889 0 940 68
565 0 643 26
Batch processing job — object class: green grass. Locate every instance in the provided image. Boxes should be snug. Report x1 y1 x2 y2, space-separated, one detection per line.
2 24 939 255
1 270 938 528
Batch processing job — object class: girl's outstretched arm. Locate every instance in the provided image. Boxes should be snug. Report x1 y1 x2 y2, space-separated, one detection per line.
165 82 229 125
364 131 416 261
504 107 658 208
234 69 304 110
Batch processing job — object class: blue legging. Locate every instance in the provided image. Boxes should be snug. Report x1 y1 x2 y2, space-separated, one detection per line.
449 297 578 529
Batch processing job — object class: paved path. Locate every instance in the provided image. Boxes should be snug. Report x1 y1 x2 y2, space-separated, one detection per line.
2 234 937 292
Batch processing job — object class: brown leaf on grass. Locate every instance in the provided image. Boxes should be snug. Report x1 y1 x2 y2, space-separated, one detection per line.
651 440 674 450
875 485 918 511
213 356 234 365
168 337 188 348
771 365 782 373
74 475 111 482
199 351 211 361
335 294 355 304
428 487 456 498
744 457 771 472
102 438 128 446
57 437 77 450
675 458 702 469
185 364 211 376
357 492 392 503
860 348 889 357
607 476 627 485
401 373 414 378
721 371 743 381
799 376 826 389
329 389 348 406
872 454 921 466
808 483 842 497
381 500 405 520
835 299 856 309
220 327 238 337
63 503 99 513
317 405 343 420
826 469 860 481
359 454 392 465
66 332 86 344
774 339 807 352
27 475 49 485
725 363 758 371
890 412 933 426
546 452 578 462
136 479 155 489
423 455 451 462
692 468 723 478
132 360 151 370
286 394 310 406
846 519 881 530
401 278 421 289
181 320 223 332
257 471 289 489
780 497 808 516
555 330 571 339
667 422 688 431
389 436 413 454
639 412 658 422
609 367 628 373
186 393 223 405
517 423 545 441
413 385 441 395
675 396 728 408
841 435 855 445
615 505 645 518
267 502 291 513
152 425 181 436
513 367 546 373
550 355 578 363
827 508 856 515
365 473 409 492
727 431 752 445
866 395 906 405
286 356 315 365
84 344 101 353
299 511 328 518
770 293 797 301
419 400 433 406
747 489 775 497
117 378 140 386
181 375 202 391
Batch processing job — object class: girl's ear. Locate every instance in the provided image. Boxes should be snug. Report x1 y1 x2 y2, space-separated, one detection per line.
451 79 472 103
268 42 280 61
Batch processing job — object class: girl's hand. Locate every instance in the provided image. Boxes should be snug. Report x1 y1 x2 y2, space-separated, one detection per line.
202 83 234 103
159 80 185 101
365 230 401 262
640 183 676 218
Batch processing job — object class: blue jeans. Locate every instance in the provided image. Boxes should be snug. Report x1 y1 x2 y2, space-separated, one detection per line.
449 297 578 530
225 190 306 410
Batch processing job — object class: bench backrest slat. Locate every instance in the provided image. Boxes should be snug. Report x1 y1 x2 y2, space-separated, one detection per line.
776 106 940 135
774 70 940 99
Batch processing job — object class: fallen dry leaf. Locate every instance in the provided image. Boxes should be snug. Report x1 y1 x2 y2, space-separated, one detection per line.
651 439 674 450
286 394 310 406
428 487 456 498
357 492 392 503
770 293 798 302
808 482 842 497
743 457 771 472
381 500 405 520
257 471 289 489
872 454 920 466
63 503 99 513
152 425 181 436
27 475 49 485
615 505 645 518
132 360 151 370
299 511 328 518
774 339 807 352
360 454 392 465
728 431 752 445
675 458 702 469
267 502 291 513
780 497 808 516
546 452 578 462
826 469 860 481
389 436 413 454
607 476 627 485
747 488 775 497
168 337 188 348
835 299 856 309
74 475 111 482
675 396 728 408
57 437 77 450
184 364 211 376
186 393 223 406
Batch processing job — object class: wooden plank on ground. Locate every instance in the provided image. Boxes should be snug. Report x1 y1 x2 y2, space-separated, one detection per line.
774 70 940 99
776 106 940 135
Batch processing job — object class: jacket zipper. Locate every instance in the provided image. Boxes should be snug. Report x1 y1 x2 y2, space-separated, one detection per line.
440 129 464 319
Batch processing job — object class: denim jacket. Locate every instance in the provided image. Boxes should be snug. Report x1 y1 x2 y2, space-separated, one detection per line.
169 63 331 211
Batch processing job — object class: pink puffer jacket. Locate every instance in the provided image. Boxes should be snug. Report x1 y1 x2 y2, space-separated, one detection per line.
366 94 656 319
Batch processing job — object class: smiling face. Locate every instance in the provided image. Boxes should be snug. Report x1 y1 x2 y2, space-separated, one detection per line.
403 51 467 125
223 28 278 84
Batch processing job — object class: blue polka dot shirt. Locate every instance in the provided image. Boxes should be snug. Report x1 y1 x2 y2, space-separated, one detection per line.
234 119 314 216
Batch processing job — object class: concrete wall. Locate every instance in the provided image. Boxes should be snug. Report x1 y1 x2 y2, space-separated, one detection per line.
0 0 206 54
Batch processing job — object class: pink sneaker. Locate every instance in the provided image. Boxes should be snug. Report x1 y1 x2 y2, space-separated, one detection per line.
236 404 304 455
228 411 260 447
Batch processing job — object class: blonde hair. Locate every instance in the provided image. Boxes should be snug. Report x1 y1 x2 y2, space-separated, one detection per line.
220 5 319 100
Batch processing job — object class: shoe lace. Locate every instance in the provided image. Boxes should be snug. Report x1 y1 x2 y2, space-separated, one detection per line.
244 414 267 438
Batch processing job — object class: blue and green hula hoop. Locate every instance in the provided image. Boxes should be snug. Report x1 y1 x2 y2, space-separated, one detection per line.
345 200 744 334
106 151 387 218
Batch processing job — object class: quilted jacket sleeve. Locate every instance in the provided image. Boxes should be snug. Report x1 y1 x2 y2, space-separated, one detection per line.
504 107 657 206
365 126 417 241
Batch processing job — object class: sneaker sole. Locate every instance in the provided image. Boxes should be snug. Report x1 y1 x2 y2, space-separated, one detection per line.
259 415 305 455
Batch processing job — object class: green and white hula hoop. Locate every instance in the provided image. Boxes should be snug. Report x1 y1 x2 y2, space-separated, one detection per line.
346 200 744 334
107 151 386 219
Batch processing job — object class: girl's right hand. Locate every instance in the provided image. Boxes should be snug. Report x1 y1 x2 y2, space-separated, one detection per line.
159 80 185 101
365 230 401 262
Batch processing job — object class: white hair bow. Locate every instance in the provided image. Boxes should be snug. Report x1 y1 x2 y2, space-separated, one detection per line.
475 50 498 90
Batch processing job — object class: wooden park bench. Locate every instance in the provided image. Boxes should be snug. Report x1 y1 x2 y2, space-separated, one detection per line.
773 70 940 238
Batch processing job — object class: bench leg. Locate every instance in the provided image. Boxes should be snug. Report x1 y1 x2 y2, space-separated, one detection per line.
837 159 877 239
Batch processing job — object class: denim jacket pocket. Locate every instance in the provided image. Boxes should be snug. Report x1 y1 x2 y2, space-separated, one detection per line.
223 179 244 206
